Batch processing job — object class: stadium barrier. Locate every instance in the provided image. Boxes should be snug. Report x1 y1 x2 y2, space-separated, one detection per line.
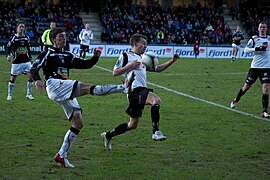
0 43 253 59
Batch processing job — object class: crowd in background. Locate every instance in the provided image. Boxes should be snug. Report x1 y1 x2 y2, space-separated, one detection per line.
99 2 232 45
238 1 270 37
0 1 270 46
0 1 83 44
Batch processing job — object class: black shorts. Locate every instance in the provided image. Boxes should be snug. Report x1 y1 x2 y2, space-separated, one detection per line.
245 68 270 85
80 44 89 52
125 87 151 118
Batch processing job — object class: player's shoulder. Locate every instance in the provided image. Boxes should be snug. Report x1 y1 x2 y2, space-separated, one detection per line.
267 35 270 40
252 35 259 39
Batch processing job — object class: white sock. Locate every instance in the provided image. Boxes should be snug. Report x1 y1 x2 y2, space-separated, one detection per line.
8 82 14 96
58 130 77 158
27 81 34 95
92 84 124 95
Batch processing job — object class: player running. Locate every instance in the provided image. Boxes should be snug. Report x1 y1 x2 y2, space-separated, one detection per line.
231 25 244 62
230 22 270 118
101 33 179 151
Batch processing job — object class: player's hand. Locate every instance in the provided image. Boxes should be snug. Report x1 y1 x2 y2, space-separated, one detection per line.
93 48 101 57
6 56 12 62
172 54 180 62
35 80 44 93
129 60 141 69
255 45 267 51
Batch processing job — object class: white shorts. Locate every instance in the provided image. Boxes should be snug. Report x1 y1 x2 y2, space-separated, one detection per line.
232 43 240 49
46 78 81 120
11 62 32 76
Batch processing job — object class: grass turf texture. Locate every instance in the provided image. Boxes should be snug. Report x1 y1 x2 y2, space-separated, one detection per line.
0 56 270 179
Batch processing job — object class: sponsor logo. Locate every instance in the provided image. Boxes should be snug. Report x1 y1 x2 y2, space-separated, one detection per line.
199 48 205 53
107 47 132 55
208 50 232 57
241 51 253 57
175 49 194 56
0 45 5 51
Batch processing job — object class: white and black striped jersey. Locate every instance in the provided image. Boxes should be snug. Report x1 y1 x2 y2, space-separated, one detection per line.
31 47 99 81
114 52 148 90
245 35 270 68
79 29 93 46
6 34 32 64
232 30 244 45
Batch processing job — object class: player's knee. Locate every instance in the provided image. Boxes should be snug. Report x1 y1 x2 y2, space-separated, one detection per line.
71 112 84 129
128 119 139 130
128 123 138 130
153 96 161 105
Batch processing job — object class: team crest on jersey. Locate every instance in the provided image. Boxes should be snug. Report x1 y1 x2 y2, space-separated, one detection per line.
59 55 65 63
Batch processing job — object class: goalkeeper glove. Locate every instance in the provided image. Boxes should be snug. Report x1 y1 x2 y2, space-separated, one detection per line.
255 46 267 51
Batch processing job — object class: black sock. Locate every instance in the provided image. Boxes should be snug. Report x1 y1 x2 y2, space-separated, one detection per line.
106 122 129 140
151 104 160 134
70 127 80 135
262 94 269 112
236 88 246 102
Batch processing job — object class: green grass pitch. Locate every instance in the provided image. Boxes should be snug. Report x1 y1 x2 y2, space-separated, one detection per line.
0 55 270 179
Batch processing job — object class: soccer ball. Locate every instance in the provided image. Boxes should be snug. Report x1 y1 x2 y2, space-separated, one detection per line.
141 51 159 71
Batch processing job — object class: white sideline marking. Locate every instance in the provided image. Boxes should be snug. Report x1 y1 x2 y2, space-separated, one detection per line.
95 65 269 122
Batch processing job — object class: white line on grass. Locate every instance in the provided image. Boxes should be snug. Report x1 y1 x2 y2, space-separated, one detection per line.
95 65 269 122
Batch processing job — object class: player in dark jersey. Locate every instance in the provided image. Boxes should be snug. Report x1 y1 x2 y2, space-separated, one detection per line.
231 25 244 62
6 21 34 100
30 27 124 168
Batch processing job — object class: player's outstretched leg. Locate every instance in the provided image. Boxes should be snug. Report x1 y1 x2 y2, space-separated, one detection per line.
90 84 124 96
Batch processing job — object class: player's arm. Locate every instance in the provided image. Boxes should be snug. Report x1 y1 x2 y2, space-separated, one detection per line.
41 30 48 44
113 60 140 76
26 36 32 61
79 30 83 41
30 54 46 93
89 31 93 40
6 39 13 62
155 54 179 72
71 48 101 69
244 38 267 53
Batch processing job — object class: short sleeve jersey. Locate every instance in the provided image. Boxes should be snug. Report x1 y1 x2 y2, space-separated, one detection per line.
6 34 32 64
232 30 244 45
114 52 147 90
246 35 270 68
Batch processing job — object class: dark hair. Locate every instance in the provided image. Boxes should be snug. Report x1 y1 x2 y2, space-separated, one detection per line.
49 27 65 41
260 21 267 27
17 21 26 27
130 33 146 47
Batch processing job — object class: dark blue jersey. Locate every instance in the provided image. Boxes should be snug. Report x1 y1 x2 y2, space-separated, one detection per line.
232 30 244 45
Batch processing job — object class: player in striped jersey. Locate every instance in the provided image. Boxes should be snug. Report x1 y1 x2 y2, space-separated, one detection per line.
6 21 34 100
230 22 270 118
79 23 93 59
101 33 179 150
31 27 124 168
231 25 244 62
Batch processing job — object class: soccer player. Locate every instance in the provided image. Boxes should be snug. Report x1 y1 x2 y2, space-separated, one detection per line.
6 21 34 100
231 25 244 62
230 22 270 118
79 23 93 59
101 33 179 150
30 27 124 168
41 21 56 51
